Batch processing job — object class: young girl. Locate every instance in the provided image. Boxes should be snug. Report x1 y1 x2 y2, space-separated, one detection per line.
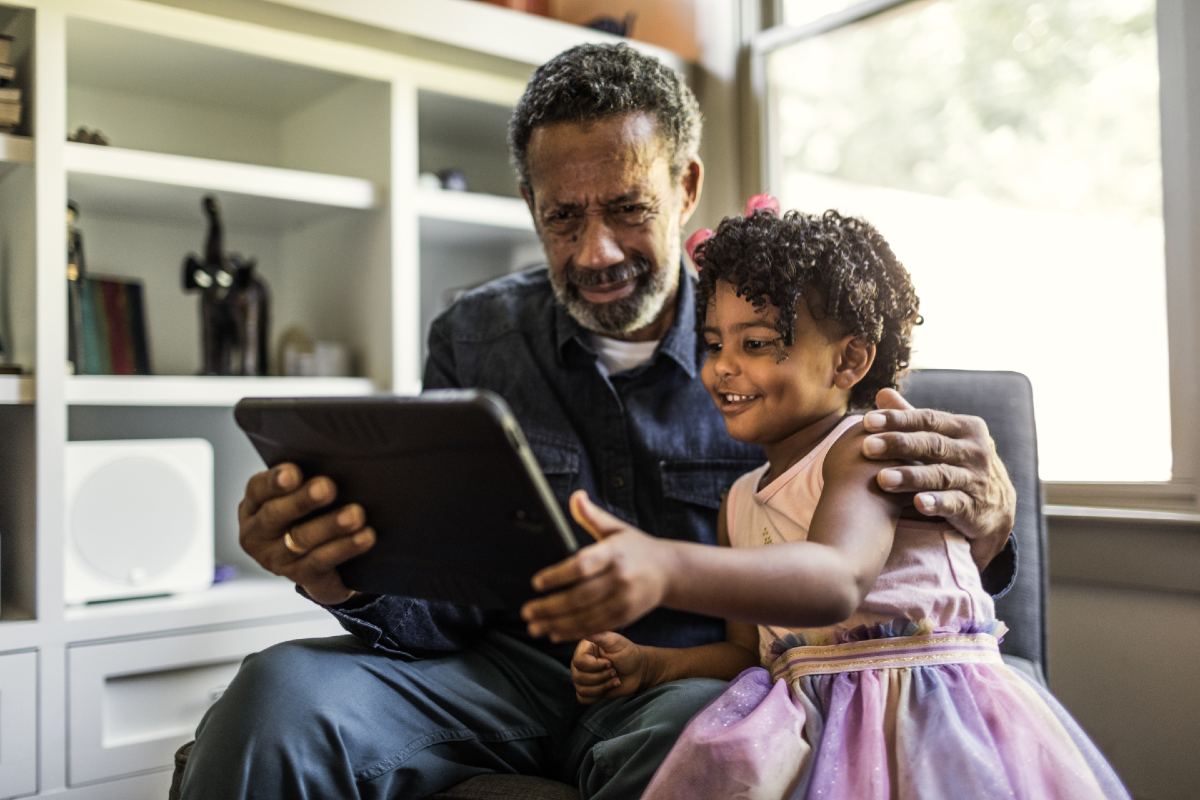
521 203 1128 799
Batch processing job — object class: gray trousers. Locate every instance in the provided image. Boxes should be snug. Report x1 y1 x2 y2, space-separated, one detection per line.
179 632 724 799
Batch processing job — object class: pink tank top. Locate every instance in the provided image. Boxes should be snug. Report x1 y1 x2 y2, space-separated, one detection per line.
726 415 996 664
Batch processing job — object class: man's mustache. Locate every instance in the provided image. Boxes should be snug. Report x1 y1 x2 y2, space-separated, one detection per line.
566 258 652 289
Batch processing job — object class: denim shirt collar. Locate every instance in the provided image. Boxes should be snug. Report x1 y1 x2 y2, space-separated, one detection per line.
553 263 698 378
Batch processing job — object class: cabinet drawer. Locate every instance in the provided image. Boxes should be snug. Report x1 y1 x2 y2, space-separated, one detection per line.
67 615 341 786
0 650 37 800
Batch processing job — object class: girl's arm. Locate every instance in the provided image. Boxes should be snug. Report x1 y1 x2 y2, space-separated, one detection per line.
523 423 904 640
570 499 759 703
665 422 901 628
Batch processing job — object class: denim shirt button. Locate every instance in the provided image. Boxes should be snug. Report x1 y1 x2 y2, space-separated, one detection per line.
610 474 625 489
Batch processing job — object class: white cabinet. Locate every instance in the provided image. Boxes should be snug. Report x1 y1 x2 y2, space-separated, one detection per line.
67 616 340 785
0 650 36 799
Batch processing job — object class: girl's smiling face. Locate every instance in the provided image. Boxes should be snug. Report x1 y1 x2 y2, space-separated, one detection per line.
701 280 867 454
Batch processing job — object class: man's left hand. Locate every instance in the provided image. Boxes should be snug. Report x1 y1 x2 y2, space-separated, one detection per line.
862 388 1016 570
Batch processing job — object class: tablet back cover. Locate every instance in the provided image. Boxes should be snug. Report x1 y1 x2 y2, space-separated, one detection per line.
234 391 577 607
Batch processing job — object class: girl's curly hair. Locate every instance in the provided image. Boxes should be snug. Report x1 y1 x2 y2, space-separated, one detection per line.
694 209 922 408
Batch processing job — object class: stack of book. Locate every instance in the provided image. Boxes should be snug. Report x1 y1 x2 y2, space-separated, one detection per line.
0 34 21 133
74 274 152 375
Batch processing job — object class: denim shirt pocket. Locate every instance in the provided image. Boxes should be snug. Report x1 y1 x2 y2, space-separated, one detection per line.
524 429 582 505
659 459 761 510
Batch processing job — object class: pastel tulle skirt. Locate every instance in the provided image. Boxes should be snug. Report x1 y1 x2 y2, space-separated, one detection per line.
642 626 1129 800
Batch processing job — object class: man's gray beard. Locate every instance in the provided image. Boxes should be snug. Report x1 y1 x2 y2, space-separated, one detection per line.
551 261 679 337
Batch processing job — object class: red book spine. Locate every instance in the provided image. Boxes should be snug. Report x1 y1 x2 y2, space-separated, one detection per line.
100 279 133 375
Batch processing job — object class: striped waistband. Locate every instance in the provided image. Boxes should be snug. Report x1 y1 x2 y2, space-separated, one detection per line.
769 632 1003 681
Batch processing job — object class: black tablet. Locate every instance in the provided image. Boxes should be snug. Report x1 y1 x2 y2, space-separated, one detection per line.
233 390 578 608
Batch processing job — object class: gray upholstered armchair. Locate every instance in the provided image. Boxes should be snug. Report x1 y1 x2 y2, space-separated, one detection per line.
170 368 1047 799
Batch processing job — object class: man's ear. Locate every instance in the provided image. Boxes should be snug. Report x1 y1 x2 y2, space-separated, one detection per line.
520 184 536 217
678 157 703 226
833 337 876 390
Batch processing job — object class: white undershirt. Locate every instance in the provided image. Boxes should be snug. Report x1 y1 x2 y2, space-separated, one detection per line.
589 334 660 376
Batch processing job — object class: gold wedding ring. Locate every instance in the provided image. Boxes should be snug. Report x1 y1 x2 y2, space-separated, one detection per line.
283 530 307 556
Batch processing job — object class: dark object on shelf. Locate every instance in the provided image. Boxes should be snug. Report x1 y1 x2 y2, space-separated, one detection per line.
67 200 87 372
75 274 152 375
67 126 110 145
436 168 468 192
585 12 635 37
182 195 270 376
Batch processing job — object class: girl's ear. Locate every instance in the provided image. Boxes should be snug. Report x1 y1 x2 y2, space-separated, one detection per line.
833 337 876 390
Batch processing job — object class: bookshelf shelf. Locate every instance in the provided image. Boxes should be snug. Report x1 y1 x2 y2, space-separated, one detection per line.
261 0 686 72
0 375 34 404
418 187 534 245
65 374 377 406
62 576 337 641
0 131 32 164
65 143 382 231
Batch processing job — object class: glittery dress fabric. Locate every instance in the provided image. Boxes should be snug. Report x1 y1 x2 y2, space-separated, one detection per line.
642 416 1129 800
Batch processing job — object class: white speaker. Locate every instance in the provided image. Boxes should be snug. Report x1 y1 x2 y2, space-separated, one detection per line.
65 438 214 604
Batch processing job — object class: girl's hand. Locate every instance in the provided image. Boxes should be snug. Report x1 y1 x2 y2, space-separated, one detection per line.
571 631 651 704
521 491 677 642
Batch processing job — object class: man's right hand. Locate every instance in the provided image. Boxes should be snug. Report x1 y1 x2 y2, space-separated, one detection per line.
237 463 377 606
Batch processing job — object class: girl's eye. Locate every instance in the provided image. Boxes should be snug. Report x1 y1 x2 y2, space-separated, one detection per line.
703 340 722 354
744 339 768 351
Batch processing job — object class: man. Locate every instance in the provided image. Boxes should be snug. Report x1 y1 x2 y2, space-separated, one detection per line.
182 43 1014 798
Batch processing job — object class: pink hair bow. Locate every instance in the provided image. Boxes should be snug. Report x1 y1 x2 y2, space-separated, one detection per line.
685 227 713 264
744 193 780 216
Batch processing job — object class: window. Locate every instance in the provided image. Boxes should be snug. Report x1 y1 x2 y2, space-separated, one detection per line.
754 0 1198 499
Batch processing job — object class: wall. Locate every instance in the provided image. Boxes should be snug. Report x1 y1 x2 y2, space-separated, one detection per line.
1047 514 1200 799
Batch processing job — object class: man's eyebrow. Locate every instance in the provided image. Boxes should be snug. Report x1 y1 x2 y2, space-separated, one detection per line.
602 192 647 205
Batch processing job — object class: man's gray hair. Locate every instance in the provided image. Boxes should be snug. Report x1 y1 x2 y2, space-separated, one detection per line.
508 43 702 192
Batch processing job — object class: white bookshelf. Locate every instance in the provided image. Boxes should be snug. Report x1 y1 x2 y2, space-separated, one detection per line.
65 374 378 406
0 375 33 403
0 131 32 177
261 0 686 72
0 0 691 795
65 143 382 231
418 187 533 242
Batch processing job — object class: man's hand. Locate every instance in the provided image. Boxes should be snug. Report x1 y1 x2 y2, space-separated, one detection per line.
862 388 1016 570
238 464 377 606
520 491 676 642
571 631 651 704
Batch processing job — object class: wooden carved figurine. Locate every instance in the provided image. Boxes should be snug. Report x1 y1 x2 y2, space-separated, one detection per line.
182 195 270 375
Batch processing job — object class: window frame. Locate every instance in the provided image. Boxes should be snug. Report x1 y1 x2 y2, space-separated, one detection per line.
749 0 1200 513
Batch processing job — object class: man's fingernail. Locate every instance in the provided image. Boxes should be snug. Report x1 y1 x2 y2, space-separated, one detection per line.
310 481 330 501
863 437 886 455
917 493 937 512
864 411 887 430
879 469 902 488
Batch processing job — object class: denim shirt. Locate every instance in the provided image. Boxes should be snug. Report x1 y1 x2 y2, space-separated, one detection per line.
325 266 760 658
324 265 1014 660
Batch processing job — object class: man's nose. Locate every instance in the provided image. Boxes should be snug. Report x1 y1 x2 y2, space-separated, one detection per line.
575 215 624 270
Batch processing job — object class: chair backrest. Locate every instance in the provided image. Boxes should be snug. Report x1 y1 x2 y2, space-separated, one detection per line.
900 369 1047 681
